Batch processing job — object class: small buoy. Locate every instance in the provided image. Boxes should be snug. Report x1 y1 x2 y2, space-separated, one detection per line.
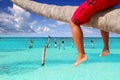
41 46 46 66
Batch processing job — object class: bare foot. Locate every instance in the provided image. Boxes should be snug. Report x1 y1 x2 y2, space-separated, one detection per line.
73 55 88 66
100 50 110 57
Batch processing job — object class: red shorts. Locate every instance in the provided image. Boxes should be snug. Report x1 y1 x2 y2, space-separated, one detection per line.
71 0 120 25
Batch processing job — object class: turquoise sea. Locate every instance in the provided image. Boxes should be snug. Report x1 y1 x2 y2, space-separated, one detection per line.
0 37 120 80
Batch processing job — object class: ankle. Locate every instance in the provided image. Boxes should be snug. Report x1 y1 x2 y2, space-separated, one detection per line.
78 53 86 57
103 48 109 51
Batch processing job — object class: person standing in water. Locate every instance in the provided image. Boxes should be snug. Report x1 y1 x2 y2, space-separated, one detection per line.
62 39 65 50
29 39 33 49
54 39 57 48
69 0 120 66
90 40 94 48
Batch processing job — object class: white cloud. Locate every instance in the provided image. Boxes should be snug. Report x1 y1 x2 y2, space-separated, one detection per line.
49 24 57 27
82 27 101 37
83 28 94 34
35 26 50 33
29 21 37 29
0 4 34 33
8 5 30 18
56 21 67 25
0 27 6 33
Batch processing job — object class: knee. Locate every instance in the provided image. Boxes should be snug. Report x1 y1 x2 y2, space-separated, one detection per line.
69 20 75 30
69 20 80 32
69 20 77 28
69 19 81 27
69 19 80 28
69 20 73 26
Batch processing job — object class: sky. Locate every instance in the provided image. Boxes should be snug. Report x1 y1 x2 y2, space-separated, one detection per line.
0 0 120 37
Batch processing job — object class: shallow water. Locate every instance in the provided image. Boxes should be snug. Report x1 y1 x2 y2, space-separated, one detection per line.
0 37 120 80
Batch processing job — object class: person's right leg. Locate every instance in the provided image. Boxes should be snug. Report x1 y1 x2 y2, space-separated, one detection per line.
100 30 110 56
69 20 87 66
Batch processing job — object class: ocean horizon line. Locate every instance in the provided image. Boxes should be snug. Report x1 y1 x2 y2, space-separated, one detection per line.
0 36 120 38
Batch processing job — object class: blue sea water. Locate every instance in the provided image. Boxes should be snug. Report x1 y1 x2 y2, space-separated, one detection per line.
0 37 120 51
0 37 120 80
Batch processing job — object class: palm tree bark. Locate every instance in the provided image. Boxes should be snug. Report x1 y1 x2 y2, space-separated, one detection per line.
10 0 120 34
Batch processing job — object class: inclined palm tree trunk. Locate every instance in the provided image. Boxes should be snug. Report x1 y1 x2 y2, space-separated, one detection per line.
10 0 120 34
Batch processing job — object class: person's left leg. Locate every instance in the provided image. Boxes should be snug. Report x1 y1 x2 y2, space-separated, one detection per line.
100 30 110 56
69 20 87 66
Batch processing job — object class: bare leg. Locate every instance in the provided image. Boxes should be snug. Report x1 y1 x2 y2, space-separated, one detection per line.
69 20 87 66
100 30 110 56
